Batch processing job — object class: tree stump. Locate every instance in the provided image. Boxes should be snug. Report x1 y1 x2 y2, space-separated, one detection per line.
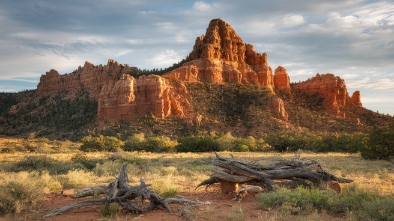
220 180 238 194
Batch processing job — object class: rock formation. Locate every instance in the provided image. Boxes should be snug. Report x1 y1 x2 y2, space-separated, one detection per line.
292 73 362 116
37 60 133 100
98 74 190 121
350 91 362 107
162 18 283 118
274 66 291 95
36 60 189 121
270 97 288 120
163 19 274 91
34 18 364 124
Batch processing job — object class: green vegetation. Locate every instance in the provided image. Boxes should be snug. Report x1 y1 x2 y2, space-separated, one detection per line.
0 172 45 214
256 184 394 220
361 120 394 160
176 136 220 152
188 83 271 124
264 131 365 153
0 89 97 140
128 59 188 77
0 146 392 219
80 135 124 152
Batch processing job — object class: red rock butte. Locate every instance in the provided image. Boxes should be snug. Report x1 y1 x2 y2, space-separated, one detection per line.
35 18 362 122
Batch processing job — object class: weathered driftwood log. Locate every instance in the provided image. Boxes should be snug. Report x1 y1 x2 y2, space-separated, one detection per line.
45 163 210 218
196 152 353 193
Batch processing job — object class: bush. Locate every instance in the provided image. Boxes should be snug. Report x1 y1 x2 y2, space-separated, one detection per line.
264 131 366 153
140 136 177 153
257 186 331 214
0 147 16 153
232 136 272 152
264 132 312 152
0 172 45 214
217 132 236 151
361 121 394 160
232 136 256 152
123 134 177 152
93 161 124 177
80 135 124 152
176 136 220 152
362 198 394 221
123 133 145 151
57 169 95 189
13 155 86 174
70 153 99 169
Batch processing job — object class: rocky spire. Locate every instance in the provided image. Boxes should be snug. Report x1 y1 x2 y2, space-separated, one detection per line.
188 18 246 62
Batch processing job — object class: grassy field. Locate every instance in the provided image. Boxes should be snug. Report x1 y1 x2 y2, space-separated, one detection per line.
0 138 393 220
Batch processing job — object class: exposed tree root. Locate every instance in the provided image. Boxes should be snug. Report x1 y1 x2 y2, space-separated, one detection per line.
44 163 210 218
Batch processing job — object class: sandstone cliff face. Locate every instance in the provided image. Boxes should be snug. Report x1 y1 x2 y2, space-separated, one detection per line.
37 60 132 100
164 19 274 91
98 74 189 121
274 66 291 95
36 60 189 121
292 73 361 115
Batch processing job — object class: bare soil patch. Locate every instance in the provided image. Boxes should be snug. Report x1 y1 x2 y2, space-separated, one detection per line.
0 185 347 221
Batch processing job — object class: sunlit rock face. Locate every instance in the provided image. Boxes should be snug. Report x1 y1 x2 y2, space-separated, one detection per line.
36 19 363 123
164 19 274 91
292 73 362 116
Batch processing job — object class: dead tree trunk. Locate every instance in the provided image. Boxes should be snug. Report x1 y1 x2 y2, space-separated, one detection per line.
45 163 210 218
197 153 353 193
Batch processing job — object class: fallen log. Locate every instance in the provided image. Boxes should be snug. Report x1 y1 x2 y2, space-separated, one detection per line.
197 152 353 193
45 163 210 218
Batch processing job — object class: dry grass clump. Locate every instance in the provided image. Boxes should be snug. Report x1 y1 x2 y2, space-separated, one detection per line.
0 172 45 214
57 169 96 189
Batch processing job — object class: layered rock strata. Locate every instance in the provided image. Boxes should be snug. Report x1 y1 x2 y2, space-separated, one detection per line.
36 60 189 121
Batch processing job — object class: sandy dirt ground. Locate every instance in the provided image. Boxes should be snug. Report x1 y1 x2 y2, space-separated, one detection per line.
1 185 347 221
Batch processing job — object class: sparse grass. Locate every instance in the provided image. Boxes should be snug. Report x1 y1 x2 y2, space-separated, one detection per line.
227 205 245 221
0 139 393 220
150 178 178 198
57 169 95 189
101 204 118 218
257 183 394 220
0 171 45 214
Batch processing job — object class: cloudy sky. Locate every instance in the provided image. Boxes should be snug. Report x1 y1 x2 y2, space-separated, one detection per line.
0 0 393 115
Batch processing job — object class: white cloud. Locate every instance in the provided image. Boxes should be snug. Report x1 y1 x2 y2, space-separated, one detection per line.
174 31 196 44
346 77 394 90
362 96 394 104
11 31 109 46
150 49 182 67
193 1 213 12
326 12 360 28
342 73 359 79
282 14 305 27
127 39 142 45
155 22 177 32
115 49 133 57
